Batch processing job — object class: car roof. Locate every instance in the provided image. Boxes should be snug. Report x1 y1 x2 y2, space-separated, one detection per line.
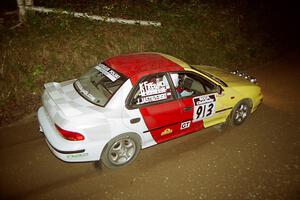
104 52 190 84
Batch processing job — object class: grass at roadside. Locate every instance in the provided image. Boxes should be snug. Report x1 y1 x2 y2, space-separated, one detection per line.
0 2 276 126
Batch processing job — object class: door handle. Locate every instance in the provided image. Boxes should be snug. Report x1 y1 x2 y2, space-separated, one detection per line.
130 117 141 124
184 106 193 111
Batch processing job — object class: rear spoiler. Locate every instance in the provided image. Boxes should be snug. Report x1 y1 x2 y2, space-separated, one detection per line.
44 82 60 90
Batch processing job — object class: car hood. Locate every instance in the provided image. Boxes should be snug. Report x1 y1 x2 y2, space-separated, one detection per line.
43 80 103 119
192 65 255 87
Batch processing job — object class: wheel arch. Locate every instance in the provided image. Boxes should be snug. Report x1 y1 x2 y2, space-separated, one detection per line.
99 132 142 160
227 98 252 118
225 98 253 126
242 98 253 109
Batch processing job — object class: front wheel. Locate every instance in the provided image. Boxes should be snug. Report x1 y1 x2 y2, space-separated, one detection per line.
101 133 141 169
231 100 251 126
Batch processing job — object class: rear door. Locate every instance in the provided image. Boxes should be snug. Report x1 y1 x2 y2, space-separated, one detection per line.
128 73 182 143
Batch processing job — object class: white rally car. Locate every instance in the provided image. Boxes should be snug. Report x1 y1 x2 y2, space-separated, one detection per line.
38 52 262 168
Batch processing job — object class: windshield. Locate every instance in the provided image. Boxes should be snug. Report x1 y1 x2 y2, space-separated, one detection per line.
74 63 127 106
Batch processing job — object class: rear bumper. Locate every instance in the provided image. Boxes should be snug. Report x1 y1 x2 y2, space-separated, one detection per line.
38 106 99 162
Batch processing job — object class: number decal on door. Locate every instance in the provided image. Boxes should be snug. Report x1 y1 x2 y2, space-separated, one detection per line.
193 94 216 122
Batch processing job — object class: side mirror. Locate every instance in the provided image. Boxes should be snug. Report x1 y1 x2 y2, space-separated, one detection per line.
216 85 223 94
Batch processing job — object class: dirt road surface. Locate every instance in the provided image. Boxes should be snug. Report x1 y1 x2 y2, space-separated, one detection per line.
0 51 299 200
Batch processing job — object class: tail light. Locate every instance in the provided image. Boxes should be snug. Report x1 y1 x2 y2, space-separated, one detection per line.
55 124 85 141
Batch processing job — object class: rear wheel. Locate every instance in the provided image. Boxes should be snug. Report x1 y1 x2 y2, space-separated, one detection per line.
101 133 141 169
231 100 251 126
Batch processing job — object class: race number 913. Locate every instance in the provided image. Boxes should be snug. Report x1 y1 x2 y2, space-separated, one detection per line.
193 94 216 122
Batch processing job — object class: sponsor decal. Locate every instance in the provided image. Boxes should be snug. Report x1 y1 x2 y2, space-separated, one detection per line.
193 95 215 105
137 93 169 105
95 64 120 82
75 81 96 101
139 80 167 96
136 79 171 105
161 128 173 136
67 152 88 159
193 94 216 122
181 120 191 130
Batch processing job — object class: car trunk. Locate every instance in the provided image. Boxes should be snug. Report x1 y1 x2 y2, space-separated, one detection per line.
42 80 99 121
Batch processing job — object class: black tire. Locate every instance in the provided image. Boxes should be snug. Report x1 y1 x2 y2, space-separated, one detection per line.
101 133 141 169
230 100 251 126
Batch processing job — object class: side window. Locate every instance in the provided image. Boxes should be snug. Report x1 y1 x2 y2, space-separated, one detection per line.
170 72 216 98
130 74 173 107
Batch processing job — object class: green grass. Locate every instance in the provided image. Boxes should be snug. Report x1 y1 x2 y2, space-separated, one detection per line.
0 2 277 125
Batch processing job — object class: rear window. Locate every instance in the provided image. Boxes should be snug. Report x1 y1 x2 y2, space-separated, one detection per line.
74 63 127 106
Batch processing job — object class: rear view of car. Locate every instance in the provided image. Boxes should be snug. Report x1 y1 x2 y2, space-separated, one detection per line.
38 63 129 163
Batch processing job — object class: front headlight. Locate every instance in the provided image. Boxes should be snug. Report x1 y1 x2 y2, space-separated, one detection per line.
231 70 257 84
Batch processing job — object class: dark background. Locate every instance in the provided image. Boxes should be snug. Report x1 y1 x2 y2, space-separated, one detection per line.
1 0 299 49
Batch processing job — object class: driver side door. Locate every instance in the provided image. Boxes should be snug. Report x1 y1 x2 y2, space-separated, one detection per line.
169 72 225 135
